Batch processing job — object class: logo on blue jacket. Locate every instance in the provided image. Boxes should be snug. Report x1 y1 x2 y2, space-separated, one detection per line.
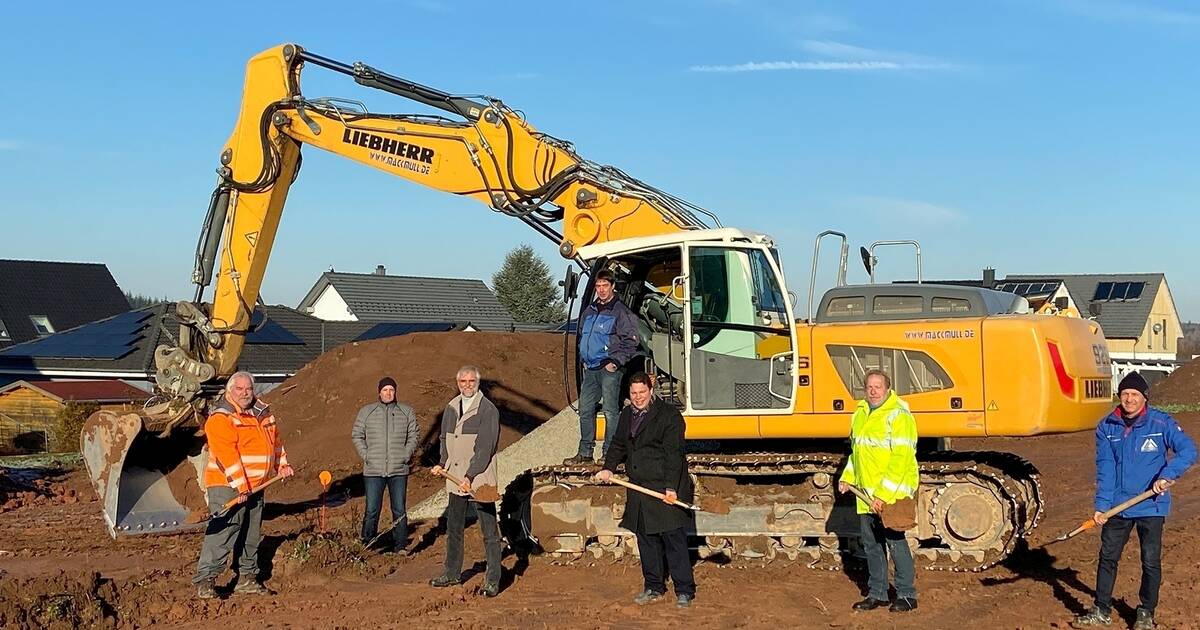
1140 438 1158 453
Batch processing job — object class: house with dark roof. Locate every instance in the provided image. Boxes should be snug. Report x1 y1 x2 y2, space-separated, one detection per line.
1000 273 1181 362
297 266 516 331
0 303 465 390
0 259 131 349
907 270 1183 385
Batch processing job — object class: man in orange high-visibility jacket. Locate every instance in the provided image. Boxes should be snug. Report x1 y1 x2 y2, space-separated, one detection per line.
193 371 293 599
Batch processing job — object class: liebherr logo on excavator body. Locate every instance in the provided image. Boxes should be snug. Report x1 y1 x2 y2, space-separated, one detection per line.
342 129 435 174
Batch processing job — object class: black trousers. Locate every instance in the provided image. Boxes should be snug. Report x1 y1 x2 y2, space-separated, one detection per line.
1094 516 1164 613
635 527 695 597
443 493 502 586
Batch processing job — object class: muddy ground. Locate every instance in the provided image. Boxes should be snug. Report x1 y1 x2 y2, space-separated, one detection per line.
2 347 1199 629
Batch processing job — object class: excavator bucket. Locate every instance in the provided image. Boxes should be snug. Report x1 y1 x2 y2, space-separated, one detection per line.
81 409 209 537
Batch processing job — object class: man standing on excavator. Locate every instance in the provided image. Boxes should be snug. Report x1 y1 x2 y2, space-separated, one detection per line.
1072 372 1196 629
193 371 293 599
564 268 639 466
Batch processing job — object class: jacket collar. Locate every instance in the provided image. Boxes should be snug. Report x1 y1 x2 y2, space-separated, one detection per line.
856 390 903 415
1104 404 1150 428
213 395 269 419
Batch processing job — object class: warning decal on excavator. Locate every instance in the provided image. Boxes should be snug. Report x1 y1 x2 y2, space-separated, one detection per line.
988 400 999 411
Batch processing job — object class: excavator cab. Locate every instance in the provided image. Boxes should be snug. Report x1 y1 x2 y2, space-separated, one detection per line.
576 228 799 424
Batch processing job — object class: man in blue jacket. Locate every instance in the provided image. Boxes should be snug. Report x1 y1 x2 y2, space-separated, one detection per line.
563 269 640 466
1073 372 1196 629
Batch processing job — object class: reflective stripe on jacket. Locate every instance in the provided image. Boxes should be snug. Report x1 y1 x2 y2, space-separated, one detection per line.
203 397 289 491
838 390 919 514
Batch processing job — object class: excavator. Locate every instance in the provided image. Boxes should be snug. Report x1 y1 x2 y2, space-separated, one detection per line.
81 44 1115 572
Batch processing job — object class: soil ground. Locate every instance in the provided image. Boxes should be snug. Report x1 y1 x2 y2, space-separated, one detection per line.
3 341 1200 629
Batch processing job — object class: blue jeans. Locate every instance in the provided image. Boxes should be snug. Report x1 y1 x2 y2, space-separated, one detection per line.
578 366 622 458
362 475 408 550
859 513 916 600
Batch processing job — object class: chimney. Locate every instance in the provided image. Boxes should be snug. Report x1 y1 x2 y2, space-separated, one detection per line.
375 265 386 276
982 267 996 289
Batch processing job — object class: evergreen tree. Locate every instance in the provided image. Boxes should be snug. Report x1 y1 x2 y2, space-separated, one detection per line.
123 290 168 309
492 245 566 323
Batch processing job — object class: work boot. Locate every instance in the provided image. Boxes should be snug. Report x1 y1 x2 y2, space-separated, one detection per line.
195 579 217 600
889 597 918 612
633 589 664 605
1133 607 1155 630
562 455 595 466
429 575 460 588
481 582 500 598
233 577 267 595
676 594 694 609
852 597 888 611
1071 605 1112 627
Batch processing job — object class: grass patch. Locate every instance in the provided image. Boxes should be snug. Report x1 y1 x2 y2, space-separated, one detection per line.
0 452 82 470
1158 403 1200 414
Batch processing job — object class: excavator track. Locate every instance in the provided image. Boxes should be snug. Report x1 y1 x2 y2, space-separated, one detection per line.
500 450 1043 572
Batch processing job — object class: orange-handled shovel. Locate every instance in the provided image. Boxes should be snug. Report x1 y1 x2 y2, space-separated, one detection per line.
1042 487 1160 547
210 474 288 519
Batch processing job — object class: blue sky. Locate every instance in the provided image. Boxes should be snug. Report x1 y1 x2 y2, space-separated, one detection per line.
1 0 1197 320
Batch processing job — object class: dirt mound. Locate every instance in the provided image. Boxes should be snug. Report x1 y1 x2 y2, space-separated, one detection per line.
1150 359 1200 405
266 331 573 506
0 570 120 630
1 467 94 513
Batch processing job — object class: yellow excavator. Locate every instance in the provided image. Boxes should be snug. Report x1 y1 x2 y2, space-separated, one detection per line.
82 44 1115 572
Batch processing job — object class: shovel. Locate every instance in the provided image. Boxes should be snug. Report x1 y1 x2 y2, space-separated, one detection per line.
432 468 501 503
1042 487 1161 547
843 483 918 531
209 474 288 520
600 476 731 515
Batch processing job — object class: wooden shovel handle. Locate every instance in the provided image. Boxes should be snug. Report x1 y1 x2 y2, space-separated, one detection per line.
215 474 287 516
844 483 874 505
434 468 479 500
1060 487 1162 541
607 476 698 511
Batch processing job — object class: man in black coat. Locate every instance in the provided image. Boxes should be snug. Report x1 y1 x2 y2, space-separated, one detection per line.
595 372 696 608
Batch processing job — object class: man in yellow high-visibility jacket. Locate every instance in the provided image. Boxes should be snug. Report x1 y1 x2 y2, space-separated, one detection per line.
838 369 919 613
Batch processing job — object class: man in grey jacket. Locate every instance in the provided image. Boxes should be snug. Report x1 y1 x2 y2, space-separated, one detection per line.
430 365 502 597
352 376 419 554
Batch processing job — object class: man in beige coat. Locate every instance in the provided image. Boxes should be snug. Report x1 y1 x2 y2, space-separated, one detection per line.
429 365 502 597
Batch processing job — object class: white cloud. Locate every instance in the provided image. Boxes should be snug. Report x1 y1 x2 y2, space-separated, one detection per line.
0 139 19 151
851 196 967 224
801 40 952 67
689 60 948 73
1055 0 1200 24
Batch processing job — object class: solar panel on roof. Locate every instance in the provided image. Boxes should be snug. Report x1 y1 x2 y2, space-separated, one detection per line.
354 322 457 342
245 312 303 345
1093 282 1114 301
1110 282 1130 301
1124 282 1145 301
0 310 154 360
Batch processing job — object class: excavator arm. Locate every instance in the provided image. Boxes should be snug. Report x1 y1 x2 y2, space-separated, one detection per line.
171 43 717 395
84 43 724 536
